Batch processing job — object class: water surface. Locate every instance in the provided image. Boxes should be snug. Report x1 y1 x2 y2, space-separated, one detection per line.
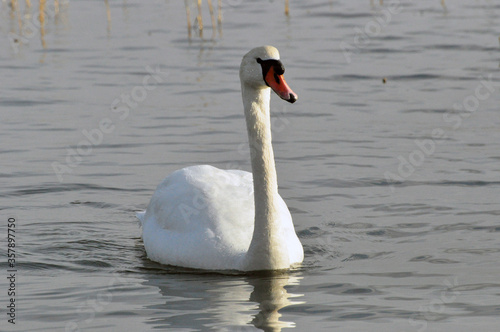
1 0 500 331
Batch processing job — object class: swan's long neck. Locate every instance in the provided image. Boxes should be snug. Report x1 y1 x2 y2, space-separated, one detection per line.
241 83 289 271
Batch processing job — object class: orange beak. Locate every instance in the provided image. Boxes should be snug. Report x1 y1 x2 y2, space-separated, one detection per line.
264 66 298 103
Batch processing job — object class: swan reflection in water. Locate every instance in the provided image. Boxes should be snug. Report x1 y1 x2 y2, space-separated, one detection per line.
142 271 304 331
247 275 304 331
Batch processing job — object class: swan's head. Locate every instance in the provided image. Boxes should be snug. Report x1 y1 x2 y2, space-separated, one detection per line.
240 46 298 103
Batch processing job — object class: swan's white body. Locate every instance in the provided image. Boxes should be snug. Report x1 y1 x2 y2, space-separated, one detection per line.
137 46 303 271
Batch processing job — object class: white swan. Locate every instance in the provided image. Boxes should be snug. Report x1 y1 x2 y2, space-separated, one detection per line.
137 46 304 271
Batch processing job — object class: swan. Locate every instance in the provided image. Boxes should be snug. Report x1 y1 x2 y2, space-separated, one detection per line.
137 46 304 271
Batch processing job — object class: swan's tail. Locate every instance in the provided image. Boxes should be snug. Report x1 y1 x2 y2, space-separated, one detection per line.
136 211 146 227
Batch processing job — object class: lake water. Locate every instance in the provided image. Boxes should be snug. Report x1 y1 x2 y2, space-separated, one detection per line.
1 0 500 331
